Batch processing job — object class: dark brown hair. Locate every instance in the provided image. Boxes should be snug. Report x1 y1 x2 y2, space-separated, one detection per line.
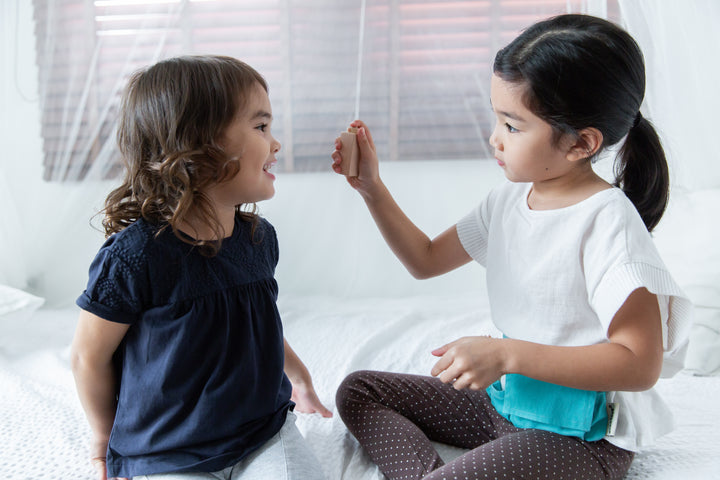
494 14 669 231
103 55 268 254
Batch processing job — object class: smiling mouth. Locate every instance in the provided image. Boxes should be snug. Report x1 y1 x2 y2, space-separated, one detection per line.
263 161 276 173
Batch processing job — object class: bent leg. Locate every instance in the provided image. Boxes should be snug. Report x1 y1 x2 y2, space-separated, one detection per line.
336 370 509 480
422 429 634 480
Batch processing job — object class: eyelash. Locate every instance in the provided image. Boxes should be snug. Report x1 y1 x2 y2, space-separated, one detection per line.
505 123 518 133
256 123 268 132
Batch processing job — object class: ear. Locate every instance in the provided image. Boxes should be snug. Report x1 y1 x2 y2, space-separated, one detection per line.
566 127 604 162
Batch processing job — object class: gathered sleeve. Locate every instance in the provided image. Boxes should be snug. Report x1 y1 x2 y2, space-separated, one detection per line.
76 237 146 325
584 205 693 378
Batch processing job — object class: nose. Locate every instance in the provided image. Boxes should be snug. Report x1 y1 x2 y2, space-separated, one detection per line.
272 136 281 153
489 122 502 152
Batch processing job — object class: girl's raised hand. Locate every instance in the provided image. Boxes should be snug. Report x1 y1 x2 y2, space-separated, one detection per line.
331 120 381 196
430 336 506 391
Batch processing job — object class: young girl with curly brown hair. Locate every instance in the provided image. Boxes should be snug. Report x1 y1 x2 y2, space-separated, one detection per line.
71 55 330 480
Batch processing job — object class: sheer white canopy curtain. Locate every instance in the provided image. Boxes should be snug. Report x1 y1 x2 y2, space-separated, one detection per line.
2 0 717 305
31 0 595 183
618 0 720 191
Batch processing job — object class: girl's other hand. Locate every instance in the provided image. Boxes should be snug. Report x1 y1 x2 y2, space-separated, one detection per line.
90 457 128 480
430 336 506 391
91 455 108 480
291 381 333 418
90 438 128 480
331 120 382 197
90 436 109 480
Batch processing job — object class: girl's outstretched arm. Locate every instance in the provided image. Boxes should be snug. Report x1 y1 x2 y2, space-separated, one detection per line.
331 120 472 279
431 287 664 392
71 310 130 480
284 338 332 418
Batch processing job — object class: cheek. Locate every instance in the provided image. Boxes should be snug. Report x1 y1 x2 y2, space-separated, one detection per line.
536 147 566 173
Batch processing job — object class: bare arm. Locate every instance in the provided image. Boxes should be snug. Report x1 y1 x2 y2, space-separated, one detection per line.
70 310 130 480
332 120 472 279
432 288 664 392
284 338 332 417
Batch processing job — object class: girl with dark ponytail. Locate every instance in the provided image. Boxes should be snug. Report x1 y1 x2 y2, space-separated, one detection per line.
492 13 669 231
333 14 690 480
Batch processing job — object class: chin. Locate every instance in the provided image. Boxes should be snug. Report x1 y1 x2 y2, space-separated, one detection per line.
238 188 275 205
258 187 276 202
503 171 528 184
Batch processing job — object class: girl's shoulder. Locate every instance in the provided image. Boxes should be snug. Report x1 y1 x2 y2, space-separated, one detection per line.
102 217 157 250
95 218 168 272
591 188 648 232
583 189 664 269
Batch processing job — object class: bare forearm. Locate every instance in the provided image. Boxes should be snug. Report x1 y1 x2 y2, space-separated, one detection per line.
283 338 333 417
71 356 118 444
503 339 661 392
283 338 311 385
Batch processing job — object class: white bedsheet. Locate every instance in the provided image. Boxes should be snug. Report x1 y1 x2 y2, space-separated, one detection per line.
1 295 718 479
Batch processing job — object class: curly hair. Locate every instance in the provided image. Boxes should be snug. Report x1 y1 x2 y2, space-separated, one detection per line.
103 55 267 254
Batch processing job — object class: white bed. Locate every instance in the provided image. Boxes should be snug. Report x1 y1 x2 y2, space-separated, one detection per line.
1 296 719 480
2 161 719 479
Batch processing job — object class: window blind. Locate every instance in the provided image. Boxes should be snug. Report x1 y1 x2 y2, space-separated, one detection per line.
32 0 616 181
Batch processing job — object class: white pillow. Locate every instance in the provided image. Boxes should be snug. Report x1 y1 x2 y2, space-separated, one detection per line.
0 284 45 323
653 188 720 308
684 306 720 376
653 188 720 375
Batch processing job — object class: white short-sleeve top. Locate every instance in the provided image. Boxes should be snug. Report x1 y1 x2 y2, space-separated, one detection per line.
456 181 692 451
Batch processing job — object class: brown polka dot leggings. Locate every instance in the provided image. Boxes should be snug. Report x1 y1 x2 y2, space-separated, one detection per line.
336 370 634 480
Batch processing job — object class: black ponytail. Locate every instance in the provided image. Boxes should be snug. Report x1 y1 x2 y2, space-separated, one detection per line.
614 115 669 231
493 14 670 231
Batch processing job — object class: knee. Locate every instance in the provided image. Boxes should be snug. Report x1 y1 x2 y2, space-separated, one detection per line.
335 370 374 418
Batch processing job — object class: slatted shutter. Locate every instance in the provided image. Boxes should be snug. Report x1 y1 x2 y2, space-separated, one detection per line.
32 0 617 181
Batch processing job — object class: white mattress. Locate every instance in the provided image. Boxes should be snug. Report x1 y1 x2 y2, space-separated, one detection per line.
1 295 718 479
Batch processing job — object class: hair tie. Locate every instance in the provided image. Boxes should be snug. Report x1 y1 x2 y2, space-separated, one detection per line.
633 111 643 128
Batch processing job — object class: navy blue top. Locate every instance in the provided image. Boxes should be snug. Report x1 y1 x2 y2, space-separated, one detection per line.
76 215 292 478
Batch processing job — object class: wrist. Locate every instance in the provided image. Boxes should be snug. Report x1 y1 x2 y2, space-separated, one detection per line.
286 365 311 386
90 433 110 458
499 338 518 376
359 178 387 204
